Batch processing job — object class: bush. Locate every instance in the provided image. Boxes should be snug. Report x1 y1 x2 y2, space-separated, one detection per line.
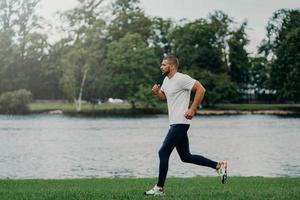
0 89 32 114
186 68 239 106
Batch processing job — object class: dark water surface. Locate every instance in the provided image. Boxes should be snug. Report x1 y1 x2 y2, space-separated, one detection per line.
0 114 299 179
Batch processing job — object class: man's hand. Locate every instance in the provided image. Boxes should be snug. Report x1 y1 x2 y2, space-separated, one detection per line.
184 108 196 120
152 84 166 100
185 80 205 120
152 84 161 96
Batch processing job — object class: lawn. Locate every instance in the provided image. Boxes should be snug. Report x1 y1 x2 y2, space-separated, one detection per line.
29 102 133 113
0 177 299 200
28 102 300 116
29 102 167 116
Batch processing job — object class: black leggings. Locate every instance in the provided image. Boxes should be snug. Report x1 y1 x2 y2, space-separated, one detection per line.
157 124 218 187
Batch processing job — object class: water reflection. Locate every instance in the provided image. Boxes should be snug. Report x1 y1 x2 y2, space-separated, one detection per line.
0 114 299 179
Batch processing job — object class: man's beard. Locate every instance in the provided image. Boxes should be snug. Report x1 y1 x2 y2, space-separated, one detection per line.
161 68 170 76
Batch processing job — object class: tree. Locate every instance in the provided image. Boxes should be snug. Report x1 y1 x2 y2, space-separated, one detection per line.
227 22 250 93
182 66 238 106
169 11 241 105
271 27 300 102
106 33 159 109
259 9 300 102
0 0 50 99
16 0 45 59
108 0 153 42
0 28 17 93
150 17 174 57
170 11 232 74
0 0 46 58
260 9 300 57
0 0 19 29
249 56 274 101
208 11 233 68
58 0 107 111
60 38 106 110
34 41 65 99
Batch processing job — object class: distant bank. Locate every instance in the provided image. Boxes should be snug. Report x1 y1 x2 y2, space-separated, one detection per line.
26 103 300 116
198 110 300 116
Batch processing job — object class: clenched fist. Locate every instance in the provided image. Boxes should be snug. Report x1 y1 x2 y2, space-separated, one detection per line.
152 84 161 95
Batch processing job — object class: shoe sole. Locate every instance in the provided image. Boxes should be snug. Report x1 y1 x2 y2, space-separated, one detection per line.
144 192 165 196
222 160 228 184
144 191 165 196
221 173 227 184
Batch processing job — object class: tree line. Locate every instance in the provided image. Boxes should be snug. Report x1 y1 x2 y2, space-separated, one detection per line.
0 0 299 110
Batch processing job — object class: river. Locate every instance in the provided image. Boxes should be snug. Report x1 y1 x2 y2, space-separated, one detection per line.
0 114 299 179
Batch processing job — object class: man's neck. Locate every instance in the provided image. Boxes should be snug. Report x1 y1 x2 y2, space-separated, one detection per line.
167 70 177 79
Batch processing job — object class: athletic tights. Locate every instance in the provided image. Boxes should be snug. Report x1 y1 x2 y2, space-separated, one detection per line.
157 124 218 187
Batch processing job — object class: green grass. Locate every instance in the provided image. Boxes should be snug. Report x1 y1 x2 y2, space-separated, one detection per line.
29 102 132 113
29 102 300 116
29 102 167 116
0 177 299 200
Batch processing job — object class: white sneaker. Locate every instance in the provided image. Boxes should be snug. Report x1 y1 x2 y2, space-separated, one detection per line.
217 160 228 184
144 185 165 196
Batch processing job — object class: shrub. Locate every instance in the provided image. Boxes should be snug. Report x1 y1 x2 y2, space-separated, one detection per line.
0 89 32 114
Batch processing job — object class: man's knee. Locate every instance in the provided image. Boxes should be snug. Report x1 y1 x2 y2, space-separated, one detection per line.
179 154 192 163
158 146 170 160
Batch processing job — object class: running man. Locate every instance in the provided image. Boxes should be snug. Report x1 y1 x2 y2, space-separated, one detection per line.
144 54 228 196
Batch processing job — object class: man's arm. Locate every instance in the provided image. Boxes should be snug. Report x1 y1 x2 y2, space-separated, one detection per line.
184 80 206 120
152 84 166 101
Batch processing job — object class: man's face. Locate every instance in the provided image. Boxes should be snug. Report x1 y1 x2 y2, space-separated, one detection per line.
160 59 172 75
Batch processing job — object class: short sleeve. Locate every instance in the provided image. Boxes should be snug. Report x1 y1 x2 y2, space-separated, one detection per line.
180 74 196 90
161 85 165 92
161 77 167 92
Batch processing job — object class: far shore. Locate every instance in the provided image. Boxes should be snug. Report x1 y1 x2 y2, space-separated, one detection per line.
43 109 300 116
197 109 300 116
25 102 300 116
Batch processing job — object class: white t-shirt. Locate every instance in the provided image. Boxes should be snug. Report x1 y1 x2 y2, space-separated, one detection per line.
161 72 196 125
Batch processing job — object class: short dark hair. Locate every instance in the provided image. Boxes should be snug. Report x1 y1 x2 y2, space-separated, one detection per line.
163 54 179 68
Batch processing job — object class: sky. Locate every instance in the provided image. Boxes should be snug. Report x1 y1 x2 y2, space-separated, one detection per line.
38 0 299 54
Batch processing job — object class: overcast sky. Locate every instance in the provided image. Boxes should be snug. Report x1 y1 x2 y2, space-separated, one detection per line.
38 0 299 54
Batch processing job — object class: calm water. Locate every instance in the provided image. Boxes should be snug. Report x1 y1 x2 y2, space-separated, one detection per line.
0 114 299 179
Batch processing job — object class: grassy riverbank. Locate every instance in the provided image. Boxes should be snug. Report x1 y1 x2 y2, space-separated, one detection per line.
214 103 300 111
29 102 300 116
29 102 167 116
0 177 299 200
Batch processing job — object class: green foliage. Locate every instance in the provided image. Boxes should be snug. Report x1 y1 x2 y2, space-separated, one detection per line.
260 9 300 56
0 0 52 99
248 57 276 101
171 19 220 71
59 2 107 102
169 11 251 104
228 22 250 89
149 17 174 57
249 57 270 90
1 0 298 106
134 84 160 108
109 0 152 42
189 69 239 106
171 11 231 74
271 27 300 102
259 9 300 102
106 33 159 108
0 28 17 93
0 89 32 114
